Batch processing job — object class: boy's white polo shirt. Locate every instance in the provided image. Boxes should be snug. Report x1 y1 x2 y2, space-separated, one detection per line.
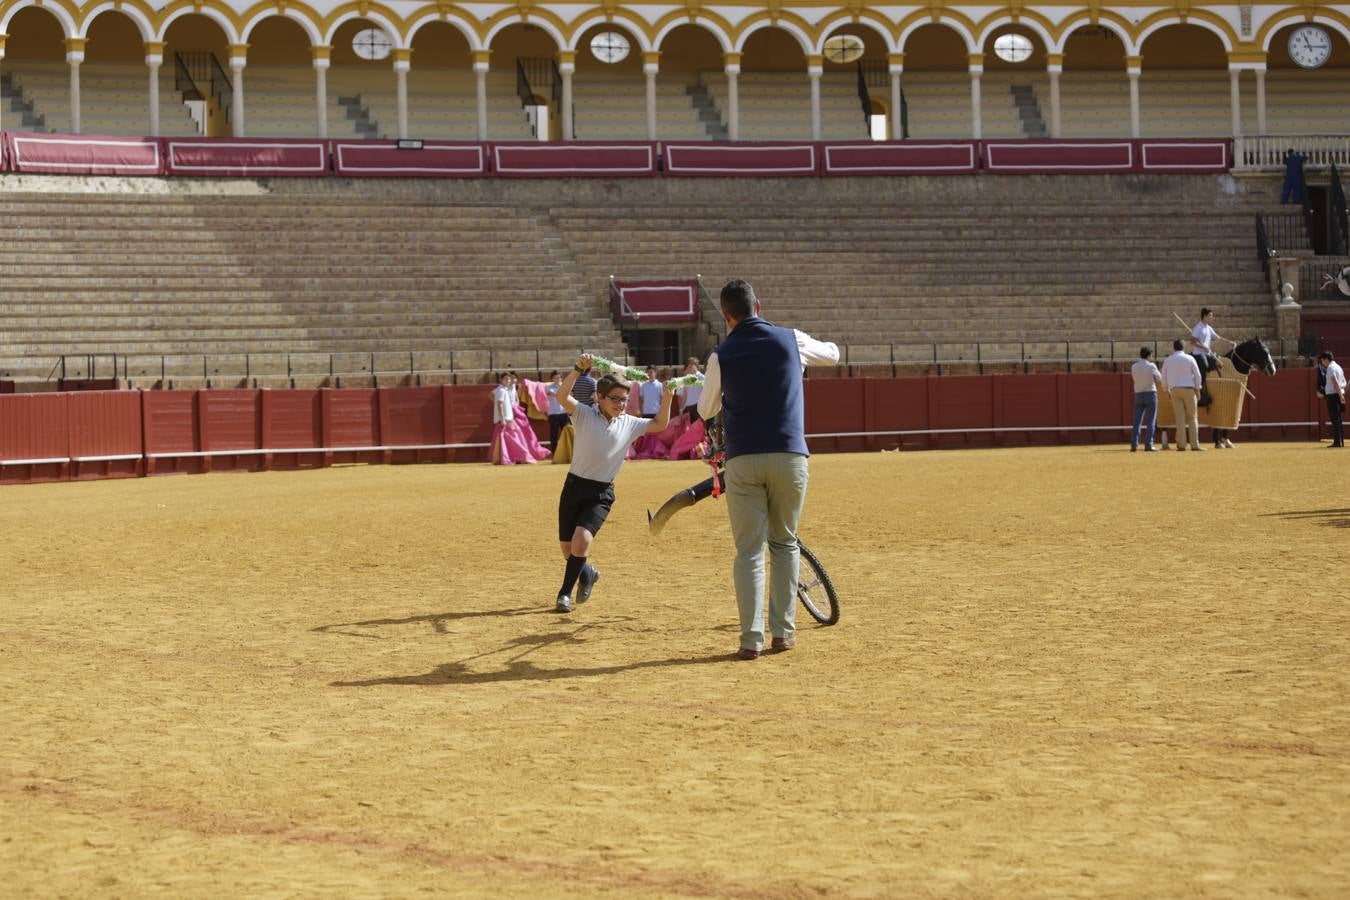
569 403 650 483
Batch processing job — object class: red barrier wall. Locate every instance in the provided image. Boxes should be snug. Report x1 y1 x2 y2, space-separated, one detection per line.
0 372 1323 486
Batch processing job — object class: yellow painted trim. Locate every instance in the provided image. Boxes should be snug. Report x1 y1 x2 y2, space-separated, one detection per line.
471 48 490 64
1226 50 1267 64
650 8 736 46
813 8 898 44
1135 8 1240 50
309 42 329 59
64 36 86 50
1255 7 1350 47
641 49 659 63
555 48 574 63
392 45 411 61
317 1 407 40
564 6 657 47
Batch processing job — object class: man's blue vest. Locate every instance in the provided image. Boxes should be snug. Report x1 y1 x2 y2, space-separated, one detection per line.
715 316 809 460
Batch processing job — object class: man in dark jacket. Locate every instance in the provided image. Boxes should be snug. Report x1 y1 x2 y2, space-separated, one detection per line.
697 279 840 660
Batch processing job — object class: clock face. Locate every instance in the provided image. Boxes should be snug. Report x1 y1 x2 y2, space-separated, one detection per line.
823 35 864 64
352 28 392 61
1288 25 1332 69
590 31 630 64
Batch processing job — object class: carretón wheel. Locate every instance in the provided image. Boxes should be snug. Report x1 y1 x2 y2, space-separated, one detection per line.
797 542 839 626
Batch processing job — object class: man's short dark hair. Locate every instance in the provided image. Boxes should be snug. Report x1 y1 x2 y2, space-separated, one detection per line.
720 279 756 321
1140 347 1152 359
1173 339 1185 352
1320 351 1335 362
1200 307 1212 318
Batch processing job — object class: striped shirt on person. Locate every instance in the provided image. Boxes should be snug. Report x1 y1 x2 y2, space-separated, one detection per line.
571 372 597 407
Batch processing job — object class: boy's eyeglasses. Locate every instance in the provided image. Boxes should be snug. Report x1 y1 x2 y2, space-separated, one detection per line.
603 394 629 403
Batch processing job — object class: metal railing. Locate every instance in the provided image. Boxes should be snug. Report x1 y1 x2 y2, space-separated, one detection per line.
175 51 232 123
1233 134 1350 170
1302 257 1350 302
3 338 1309 388
855 62 871 136
1260 210 1311 254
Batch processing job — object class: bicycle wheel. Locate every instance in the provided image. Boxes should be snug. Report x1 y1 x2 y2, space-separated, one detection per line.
797 542 839 626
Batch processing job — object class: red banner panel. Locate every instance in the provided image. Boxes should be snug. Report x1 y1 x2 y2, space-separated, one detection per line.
1240 368 1319 441
491 142 657 177
68 391 143 480
804 379 867 452
381 386 444 445
324 389 379 448
982 140 1135 174
263 390 323 470
3 132 164 176
164 138 329 177
821 141 979 175
0 393 70 483
200 390 262 471
142 391 202 474
1137 139 1231 173
929 376 996 448
611 280 699 323
332 141 488 177
663 142 819 176
444 385 494 454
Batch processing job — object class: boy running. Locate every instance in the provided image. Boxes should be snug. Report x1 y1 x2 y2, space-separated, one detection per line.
554 353 673 612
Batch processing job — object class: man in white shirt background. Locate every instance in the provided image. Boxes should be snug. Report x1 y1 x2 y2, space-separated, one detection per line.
1162 339 1205 451
1318 351 1346 448
1130 346 1163 452
638 366 664 419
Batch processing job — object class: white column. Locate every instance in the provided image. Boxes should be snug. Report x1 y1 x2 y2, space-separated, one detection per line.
68 52 83 134
808 61 822 141
146 55 161 137
230 59 245 137
644 60 658 141
1255 67 1267 135
1228 68 1242 139
1047 66 1062 138
560 62 574 140
314 60 329 138
1127 67 1141 138
394 62 409 139
724 56 740 142
968 62 983 141
889 67 902 139
474 58 489 140
0 45 5 132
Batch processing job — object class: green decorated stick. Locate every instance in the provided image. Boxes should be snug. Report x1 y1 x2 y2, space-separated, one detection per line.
588 355 705 392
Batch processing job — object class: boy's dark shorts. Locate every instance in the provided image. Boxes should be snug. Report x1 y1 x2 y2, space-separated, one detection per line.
558 473 616 541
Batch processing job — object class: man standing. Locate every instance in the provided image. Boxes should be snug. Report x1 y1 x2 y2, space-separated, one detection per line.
1162 339 1205 452
1130 347 1163 452
1319 351 1346 448
698 279 840 660
638 366 664 418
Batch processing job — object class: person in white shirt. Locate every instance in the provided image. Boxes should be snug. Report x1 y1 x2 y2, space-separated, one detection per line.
544 370 569 448
638 367 664 418
1162 339 1205 451
551 354 673 612
1129 346 1163 452
678 357 706 422
491 373 515 426
1319 351 1346 448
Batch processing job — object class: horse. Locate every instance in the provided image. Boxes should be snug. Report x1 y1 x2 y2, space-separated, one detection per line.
1155 337 1277 449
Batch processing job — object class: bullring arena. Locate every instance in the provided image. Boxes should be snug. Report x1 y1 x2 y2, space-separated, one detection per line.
4 445 1349 896
4 0 1350 894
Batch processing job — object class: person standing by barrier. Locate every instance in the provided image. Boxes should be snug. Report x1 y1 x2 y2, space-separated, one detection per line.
639 366 664 419
698 279 840 661
552 354 673 613
1130 347 1163 452
1163 339 1205 452
1319 351 1346 448
545 371 569 448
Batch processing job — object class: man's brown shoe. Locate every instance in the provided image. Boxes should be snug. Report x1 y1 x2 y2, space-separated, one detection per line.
771 636 796 652
735 648 760 661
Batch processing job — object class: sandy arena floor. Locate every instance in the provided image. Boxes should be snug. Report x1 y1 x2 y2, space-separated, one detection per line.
2 444 1348 898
